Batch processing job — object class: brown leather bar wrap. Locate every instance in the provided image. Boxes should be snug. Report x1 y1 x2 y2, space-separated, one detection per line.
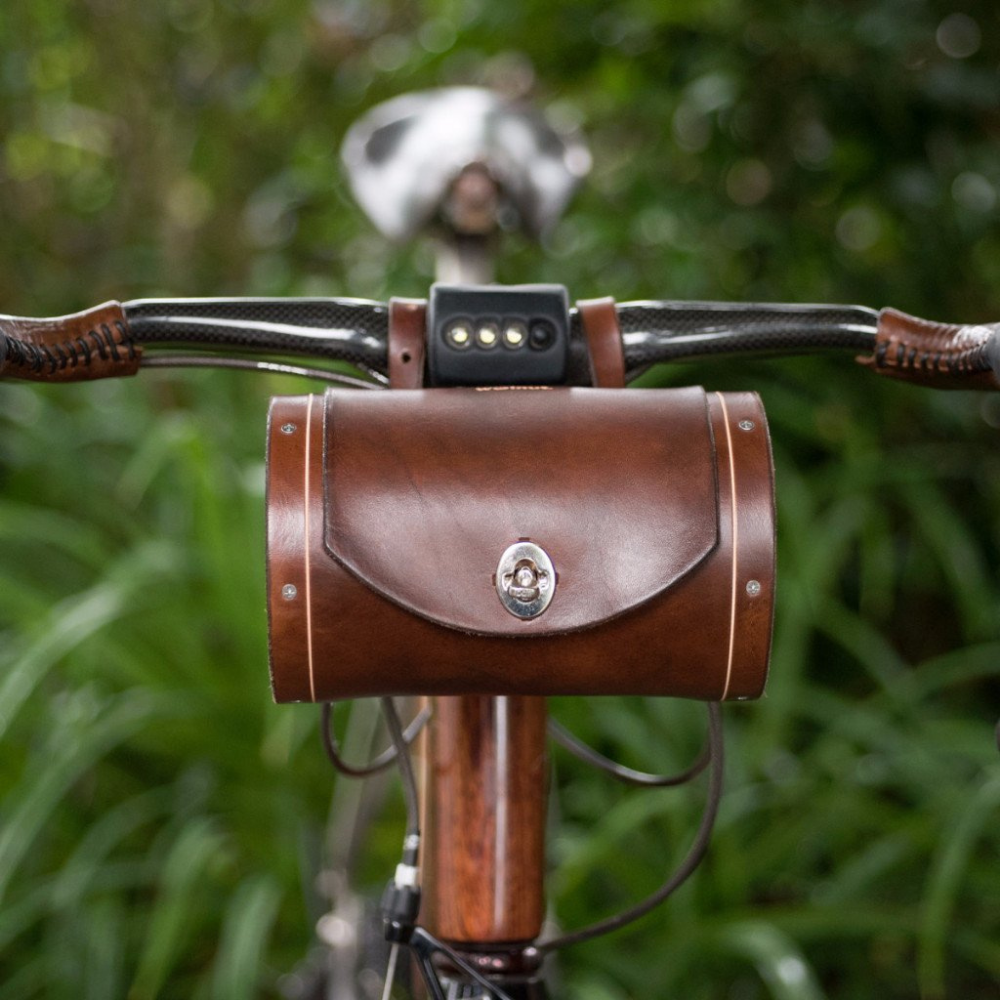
577 297 626 387
0 302 140 382
266 386 775 701
859 307 1000 390
388 297 427 388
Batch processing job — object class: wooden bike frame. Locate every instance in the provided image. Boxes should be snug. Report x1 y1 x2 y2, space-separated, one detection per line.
421 695 548 953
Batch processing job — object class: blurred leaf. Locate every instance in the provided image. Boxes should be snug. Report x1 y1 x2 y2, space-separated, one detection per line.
0 689 174 904
0 542 178 741
210 875 282 1000
717 922 827 1000
918 772 1000 998
2 1 1000 996
129 818 229 1000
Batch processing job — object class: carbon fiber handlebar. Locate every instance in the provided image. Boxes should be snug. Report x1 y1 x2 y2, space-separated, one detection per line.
0 294 996 389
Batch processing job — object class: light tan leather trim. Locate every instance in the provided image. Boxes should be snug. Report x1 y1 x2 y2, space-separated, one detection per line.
717 392 738 701
304 394 317 701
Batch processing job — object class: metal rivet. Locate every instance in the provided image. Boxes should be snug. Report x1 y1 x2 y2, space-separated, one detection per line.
738 419 755 432
280 423 297 435
746 579 762 597
281 584 298 600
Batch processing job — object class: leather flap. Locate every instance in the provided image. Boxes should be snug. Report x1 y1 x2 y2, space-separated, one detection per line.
323 387 719 636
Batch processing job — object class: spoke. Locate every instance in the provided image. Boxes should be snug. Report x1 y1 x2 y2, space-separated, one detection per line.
381 941 400 1000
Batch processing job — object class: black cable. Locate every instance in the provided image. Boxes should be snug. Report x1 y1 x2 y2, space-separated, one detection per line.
320 702 430 778
381 697 421 846
124 297 884 383
411 944 448 1000
125 297 390 373
409 928 518 1000
538 702 724 953
379 698 425 989
548 715 710 787
141 353 386 387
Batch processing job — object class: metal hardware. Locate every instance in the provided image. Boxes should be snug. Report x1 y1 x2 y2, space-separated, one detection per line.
280 423 297 435
393 862 419 889
745 580 762 597
496 542 556 619
738 419 755 432
282 584 298 600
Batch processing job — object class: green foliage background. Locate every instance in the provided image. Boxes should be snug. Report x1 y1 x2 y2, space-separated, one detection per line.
1 1 999 998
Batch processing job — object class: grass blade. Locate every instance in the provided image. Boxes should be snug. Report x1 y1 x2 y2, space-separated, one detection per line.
0 689 174 904
718 921 827 1000
128 818 228 1000
918 772 1000 998
210 874 282 1000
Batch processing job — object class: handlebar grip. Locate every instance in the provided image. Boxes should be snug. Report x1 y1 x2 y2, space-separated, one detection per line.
0 302 141 382
858 308 1000 390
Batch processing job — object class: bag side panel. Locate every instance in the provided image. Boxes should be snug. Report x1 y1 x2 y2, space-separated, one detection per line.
267 394 321 703
707 391 776 701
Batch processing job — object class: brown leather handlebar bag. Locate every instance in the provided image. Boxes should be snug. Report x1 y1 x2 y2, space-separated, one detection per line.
266 386 775 702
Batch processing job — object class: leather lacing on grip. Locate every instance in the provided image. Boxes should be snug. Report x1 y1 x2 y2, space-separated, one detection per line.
3 320 136 375
861 309 1000 389
873 336 993 376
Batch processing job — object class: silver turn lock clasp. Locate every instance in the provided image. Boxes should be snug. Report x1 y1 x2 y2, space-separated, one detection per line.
496 542 556 619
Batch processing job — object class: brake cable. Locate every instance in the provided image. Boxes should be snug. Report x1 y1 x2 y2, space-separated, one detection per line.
548 715 710 787
141 352 386 387
320 701 431 778
537 703 724 953
372 698 724 996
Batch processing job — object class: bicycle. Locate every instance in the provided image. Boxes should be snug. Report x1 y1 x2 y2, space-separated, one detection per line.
2 86 999 1000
